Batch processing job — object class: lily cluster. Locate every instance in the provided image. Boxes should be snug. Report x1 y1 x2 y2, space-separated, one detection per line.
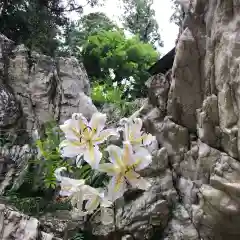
54 112 156 225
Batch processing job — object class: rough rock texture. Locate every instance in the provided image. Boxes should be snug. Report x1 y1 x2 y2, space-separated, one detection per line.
0 203 62 240
0 85 20 128
0 35 97 135
92 1 240 239
0 35 98 239
39 210 84 240
0 144 33 194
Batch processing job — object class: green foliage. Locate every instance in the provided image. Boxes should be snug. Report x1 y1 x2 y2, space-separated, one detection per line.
58 12 117 57
0 0 67 56
75 163 109 188
91 82 108 104
0 0 105 56
0 132 17 147
3 120 109 216
71 231 97 240
71 233 85 240
83 30 159 98
121 0 163 48
5 191 71 216
32 120 109 190
73 145 110 189
91 81 123 105
118 101 140 117
33 121 72 189
26 120 109 192
4 121 71 193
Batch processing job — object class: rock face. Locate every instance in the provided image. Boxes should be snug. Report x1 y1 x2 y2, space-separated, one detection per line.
0 85 20 128
0 35 97 239
0 144 33 194
0 35 97 135
92 1 240 240
0 203 62 240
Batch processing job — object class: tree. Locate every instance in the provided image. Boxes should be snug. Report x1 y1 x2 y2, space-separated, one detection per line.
59 12 118 57
82 29 159 97
63 0 105 13
78 12 118 38
121 0 163 48
0 0 105 56
0 0 67 56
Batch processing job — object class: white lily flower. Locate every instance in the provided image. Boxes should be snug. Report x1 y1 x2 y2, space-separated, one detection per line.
109 68 116 80
70 190 85 217
59 112 119 169
120 117 156 151
54 167 85 197
71 185 113 225
129 76 135 83
119 103 146 126
99 142 152 201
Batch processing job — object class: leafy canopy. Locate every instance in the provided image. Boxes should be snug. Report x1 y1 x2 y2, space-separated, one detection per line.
59 12 118 57
0 0 105 56
121 0 163 48
82 29 159 98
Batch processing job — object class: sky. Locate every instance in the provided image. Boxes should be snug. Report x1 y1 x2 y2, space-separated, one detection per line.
67 0 179 55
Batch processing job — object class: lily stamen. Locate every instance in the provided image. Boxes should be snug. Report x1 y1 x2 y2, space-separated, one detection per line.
59 112 119 169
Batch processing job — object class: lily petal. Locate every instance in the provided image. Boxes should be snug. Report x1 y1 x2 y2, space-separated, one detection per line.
119 117 128 126
59 140 84 158
70 190 82 207
54 168 85 195
59 178 85 197
82 185 101 198
125 171 151 190
133 147 152 171
83 145 102 169
98 163 119 176
121 118 142 143
93 128 119 144
85 195 100 213
80 186 103 214
105 145 124 168
122 141 135 166
72 113 89 133
131 118 143 134
60 119 80 141
107 175 127 201
89 112 107 134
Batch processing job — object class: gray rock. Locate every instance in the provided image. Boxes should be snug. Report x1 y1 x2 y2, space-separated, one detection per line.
0 84 20 127
0 144 33 194
0 203 61 240
0 34 97 135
